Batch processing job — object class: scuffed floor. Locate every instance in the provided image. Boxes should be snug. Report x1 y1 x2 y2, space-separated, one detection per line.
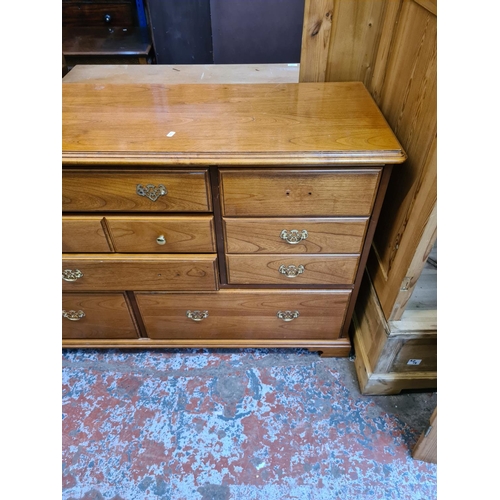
62 349 437 500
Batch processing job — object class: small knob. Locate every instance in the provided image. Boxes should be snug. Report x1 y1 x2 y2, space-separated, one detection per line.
104 14 112 23
156 235 166 245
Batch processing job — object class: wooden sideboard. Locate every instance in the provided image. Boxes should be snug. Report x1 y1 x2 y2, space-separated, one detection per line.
62 82 406 355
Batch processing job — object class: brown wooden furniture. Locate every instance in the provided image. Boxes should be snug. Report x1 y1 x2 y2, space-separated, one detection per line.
300 0 437 387
62 27 152 65
62 82 405 354
62 0 152 67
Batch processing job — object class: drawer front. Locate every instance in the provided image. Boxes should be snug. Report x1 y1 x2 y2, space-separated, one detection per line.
226 254 359 285
136 290 351 340
220 169 381 216
390 338 437 373
107 216 216 253
62 170 211 212
62 4 135 27
223 217 368 254
63 216 111 252
62 254 218 291
62 292 138 339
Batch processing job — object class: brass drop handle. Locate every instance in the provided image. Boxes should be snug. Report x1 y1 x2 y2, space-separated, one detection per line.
278 264 305 278
156 235 166 245
62 310 85 321
280 229 308 244
136 184 167 202
186 310 209 321
62 269 84 282
277 310 300 322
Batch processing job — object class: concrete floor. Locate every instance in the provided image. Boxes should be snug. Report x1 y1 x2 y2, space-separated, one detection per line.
62 348 437 499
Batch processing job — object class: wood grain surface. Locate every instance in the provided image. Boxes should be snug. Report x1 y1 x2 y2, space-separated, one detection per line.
62 170 211 212
106 216 216 253
220 169 381 216
226 254 359 285
63 216 112 252
62 64 300 84
62 292 139 339
62 254 218 291
135 289 351 340
62 82 406 165
223 217 368 254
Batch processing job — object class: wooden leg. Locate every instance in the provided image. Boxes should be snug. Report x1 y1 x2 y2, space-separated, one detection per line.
139 57 148 64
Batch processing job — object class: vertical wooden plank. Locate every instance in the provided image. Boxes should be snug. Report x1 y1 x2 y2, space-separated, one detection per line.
368 0 403 103
299 0 334 82
210 0 304 64
389 201 437 320
412 407 437 463
367 0 437 318
146 0 213 64
325 0 387 86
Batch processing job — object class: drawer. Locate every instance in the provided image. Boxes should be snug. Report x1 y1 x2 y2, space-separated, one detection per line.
226 254 359 285
62 292 139 339
223 217 368 254
62 3 135 27
62 254 218 291
62 170 212 212
220 168 381 216
107 216 216 253
388 337 437 373
63 216 111 252
136 290 352 340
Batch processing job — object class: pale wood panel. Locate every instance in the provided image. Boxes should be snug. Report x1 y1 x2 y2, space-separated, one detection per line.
413 0 437 16
412 407 437 463
369 0 403 104
390 337 437 372
106 216 216 253
136 290 351 340
352 271 436 394
62 216 112 252
62 293 139 339
62 170 211 212
63 64 300 84
325 0 387 85
299 0 334 82
389 203 437 320
62 82 406 166
223 217 368 254
220 169 382 217
368 1 437 317
226 254 359 285
62 254 218 291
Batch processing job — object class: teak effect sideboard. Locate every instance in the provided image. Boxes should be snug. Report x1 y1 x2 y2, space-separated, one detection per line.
62 82 406 356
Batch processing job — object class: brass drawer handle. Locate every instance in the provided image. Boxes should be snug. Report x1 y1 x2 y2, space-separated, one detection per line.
278 264 305 278
62 269 84 282
156 235 166 245
62 310 85 321
277 310 300 322
280 229 308 244
186 310 209 321
136 184 167 202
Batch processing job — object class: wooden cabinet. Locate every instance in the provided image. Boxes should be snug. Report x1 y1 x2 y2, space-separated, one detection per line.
62 0 152 66
299 0 437 388
62 82 405 354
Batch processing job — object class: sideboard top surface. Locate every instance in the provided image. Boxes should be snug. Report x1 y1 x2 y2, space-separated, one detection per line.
62 82 406 166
